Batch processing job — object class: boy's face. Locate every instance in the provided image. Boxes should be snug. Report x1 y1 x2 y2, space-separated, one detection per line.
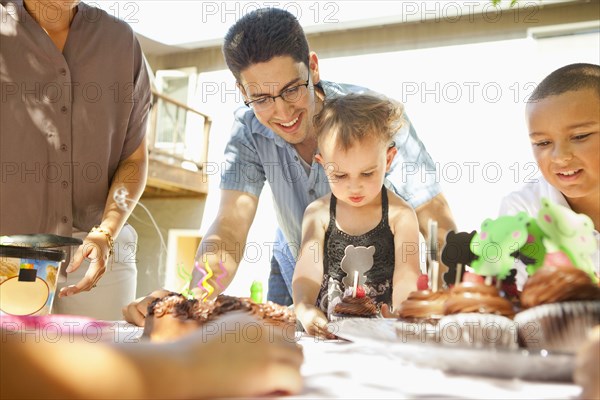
237 54 321 147
316 135 397 208
526 88 599 202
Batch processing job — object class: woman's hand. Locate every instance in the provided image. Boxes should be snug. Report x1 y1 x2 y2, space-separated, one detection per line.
58 229 113 298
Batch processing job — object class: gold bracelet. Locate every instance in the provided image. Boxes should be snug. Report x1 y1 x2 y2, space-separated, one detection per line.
91 225 115 265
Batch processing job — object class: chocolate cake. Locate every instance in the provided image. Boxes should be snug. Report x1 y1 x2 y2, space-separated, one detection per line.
143 292 296 342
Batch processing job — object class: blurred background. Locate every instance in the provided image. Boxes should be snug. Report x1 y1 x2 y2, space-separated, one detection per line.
97 0 600 299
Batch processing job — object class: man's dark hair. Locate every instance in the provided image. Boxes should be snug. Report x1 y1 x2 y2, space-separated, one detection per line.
529 63 600 102
222 8 310 81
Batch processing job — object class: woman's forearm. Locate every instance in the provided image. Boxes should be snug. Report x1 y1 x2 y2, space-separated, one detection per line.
99 138 148 238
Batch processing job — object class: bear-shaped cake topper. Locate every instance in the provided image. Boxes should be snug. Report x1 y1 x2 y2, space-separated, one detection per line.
441 230 477 286
537 197 598 282
327 277 344 318
340 245 375 288
470 212 530 280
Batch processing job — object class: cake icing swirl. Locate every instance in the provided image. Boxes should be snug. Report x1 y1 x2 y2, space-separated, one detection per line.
333 295 377 316
149 292 209 319
443 282 515 318
398 290 449 321
521 264 600 309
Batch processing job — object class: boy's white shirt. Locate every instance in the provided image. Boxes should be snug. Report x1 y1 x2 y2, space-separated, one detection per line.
499 175 600 290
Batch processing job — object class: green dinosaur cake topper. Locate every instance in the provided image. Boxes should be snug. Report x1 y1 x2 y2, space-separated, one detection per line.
470 212 530 279
537 197 598 283
466 198 597 283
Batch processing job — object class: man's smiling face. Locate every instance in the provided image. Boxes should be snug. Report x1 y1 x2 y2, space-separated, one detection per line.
238 55 320 146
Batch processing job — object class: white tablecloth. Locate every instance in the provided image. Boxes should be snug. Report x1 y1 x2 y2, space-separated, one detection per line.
289 336 580 399
107 322 581 399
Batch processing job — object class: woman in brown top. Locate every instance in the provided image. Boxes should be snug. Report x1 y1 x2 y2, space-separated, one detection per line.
1 0 151 319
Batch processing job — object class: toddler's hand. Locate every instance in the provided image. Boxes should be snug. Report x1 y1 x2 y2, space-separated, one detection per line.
297 305 336 339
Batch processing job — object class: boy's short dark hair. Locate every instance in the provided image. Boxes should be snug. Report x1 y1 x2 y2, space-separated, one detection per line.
223 8 310 81
314 93 404 151
529 63 600 102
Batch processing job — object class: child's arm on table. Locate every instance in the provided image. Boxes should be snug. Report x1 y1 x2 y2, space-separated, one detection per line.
389 191 421 312
292 197 335 339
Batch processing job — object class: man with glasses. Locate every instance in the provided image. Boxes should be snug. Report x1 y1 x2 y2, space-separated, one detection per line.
244 80 310 111
124 7 456 324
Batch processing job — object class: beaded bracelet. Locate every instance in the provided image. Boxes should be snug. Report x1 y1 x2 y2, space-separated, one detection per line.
91 225 115 269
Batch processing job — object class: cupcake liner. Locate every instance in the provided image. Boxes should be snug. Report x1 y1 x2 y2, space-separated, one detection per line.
328 313 349 322
329 318 396 342
573 326 600 399
395 320 441 344
437 313 519 350
329 313 377 322
514 301 600 353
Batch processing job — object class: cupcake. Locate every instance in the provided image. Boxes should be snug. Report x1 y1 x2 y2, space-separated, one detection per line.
437 212 529 350
520 264 600 308
514 263 600 352
395 289 449 344
331 286 378 321
438 281 518 349
443 281 515 317
397 289 449 324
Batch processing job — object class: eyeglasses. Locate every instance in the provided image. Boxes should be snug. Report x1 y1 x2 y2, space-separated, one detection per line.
244 80 310 111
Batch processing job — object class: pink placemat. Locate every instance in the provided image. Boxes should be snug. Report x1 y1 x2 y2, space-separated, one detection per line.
1 314 112 334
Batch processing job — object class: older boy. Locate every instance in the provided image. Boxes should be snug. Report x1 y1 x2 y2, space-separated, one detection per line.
500 63 599 289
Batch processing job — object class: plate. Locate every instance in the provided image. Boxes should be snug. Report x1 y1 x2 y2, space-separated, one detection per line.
1 314 112 332
330 318 575 382
0 234 82 248
1 314 143 343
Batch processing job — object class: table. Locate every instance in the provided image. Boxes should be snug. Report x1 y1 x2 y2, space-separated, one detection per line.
107 321 581 399
289 336 580 399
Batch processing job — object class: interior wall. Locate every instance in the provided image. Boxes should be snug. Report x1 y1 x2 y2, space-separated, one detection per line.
129 197 206 297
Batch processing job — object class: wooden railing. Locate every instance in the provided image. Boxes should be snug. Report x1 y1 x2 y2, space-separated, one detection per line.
144 89 212 197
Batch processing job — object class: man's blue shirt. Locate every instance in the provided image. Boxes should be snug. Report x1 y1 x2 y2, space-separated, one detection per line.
220 81 441 298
